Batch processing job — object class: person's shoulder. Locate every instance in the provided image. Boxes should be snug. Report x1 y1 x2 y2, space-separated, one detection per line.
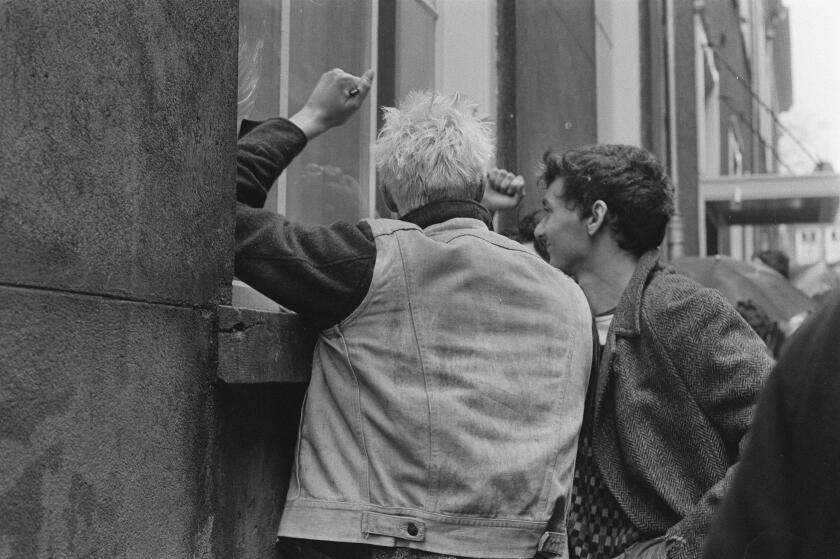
645 265 728 307
641 266 736 329
366 217 422 237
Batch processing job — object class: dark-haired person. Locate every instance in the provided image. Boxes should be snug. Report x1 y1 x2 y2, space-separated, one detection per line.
528 145 773 559
752 249 790 279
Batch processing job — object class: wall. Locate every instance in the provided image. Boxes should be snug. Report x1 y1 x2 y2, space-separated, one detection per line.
675 0 701 256
508 0 598 225
702 0 757 175
0 1 239 556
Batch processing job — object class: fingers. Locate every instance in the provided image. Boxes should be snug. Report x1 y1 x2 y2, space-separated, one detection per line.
324 68 374 98
486 168 526 197
344 68 375 107
293 68 375 138
356 69 375 98
481 168 526 212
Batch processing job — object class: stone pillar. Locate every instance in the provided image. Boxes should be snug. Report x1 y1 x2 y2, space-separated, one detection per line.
0 1 236 556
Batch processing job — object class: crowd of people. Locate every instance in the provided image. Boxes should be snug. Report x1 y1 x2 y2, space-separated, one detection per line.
234 68 839 559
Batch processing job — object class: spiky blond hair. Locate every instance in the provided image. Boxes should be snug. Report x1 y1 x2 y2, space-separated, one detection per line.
372 91 495 214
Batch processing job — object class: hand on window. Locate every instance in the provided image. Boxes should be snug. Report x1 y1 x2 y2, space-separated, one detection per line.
289 68 375 140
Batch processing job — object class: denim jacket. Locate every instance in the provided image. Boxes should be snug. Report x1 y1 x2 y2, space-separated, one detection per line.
277 217 593 558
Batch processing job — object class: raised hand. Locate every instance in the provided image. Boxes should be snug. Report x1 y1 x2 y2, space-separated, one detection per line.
482 167 526 212
289 68 375 140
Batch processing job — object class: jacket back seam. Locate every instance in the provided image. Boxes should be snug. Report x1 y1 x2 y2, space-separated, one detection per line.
394 232 438 511
335 327 372 504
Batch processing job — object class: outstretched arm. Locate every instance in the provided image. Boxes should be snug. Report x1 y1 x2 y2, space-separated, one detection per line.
234 68 378 329
238 67 375 207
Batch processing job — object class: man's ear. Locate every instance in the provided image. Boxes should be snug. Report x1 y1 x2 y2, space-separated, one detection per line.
587 200 608 236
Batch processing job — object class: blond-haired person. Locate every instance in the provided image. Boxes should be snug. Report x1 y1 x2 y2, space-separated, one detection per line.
235 69 593 559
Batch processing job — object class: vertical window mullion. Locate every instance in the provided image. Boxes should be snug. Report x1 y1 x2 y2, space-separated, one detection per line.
366 0 379 219
275 0 292 215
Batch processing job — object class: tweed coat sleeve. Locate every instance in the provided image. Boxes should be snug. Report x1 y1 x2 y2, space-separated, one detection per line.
644 281 775 550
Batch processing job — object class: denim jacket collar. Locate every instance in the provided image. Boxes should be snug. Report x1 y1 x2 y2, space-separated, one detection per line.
400 199 493 230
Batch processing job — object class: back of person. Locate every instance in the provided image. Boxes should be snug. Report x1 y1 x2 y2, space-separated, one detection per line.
234 73 593 558
278 216 593 558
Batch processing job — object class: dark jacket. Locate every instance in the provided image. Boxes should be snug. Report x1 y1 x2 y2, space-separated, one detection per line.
594 251 774 558
702 290 840 559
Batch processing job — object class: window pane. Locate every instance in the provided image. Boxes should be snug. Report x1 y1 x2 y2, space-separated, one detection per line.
395 0 437 98
238 0 283 124
286 0 374 225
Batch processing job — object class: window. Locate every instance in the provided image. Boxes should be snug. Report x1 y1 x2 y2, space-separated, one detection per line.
394 0 438 98
826 227 840 263
695 17 720 176
238 0 451 227
238 0 377 224
234 0 457 308
795 226 822 265
727 125 744 176
736 0 752 62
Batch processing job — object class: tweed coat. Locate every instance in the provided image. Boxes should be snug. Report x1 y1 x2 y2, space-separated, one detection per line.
592 250 774 559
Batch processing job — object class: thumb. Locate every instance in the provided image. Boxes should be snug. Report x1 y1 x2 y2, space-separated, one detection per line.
353 69 375 100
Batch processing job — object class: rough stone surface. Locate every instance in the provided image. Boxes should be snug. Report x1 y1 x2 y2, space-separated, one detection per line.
0 1 329 557
0 0 237 307
0 286 218 558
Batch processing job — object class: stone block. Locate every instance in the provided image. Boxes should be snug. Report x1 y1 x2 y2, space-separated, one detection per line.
217 305 315 384
0 0 238 306
0 286 218 558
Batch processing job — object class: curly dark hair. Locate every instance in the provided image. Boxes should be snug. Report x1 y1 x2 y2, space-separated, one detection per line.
539 144 675 256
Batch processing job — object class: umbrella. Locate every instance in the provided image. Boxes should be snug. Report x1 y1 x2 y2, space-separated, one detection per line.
669 255 816 323
791 260 840 298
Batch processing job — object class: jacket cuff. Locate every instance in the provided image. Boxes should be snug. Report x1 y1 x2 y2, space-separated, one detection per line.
537 530 567 556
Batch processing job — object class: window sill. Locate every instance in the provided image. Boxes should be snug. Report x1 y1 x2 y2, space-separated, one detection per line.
217 304 315 384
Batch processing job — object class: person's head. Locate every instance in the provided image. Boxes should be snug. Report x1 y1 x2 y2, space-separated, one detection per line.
753 249 790 278
500 210 551 262
372 91 494 215
534 144 674 274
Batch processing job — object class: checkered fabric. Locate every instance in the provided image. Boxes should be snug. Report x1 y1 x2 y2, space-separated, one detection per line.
566 430 641 559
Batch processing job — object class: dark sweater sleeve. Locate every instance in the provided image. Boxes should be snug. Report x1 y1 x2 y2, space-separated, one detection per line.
235 118 376 330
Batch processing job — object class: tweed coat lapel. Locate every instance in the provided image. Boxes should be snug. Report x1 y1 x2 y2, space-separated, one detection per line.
592 250 662 424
